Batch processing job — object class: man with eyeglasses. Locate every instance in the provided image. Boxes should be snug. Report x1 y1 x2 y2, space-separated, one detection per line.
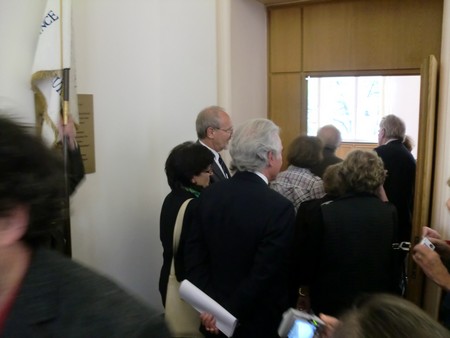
196 106 233 183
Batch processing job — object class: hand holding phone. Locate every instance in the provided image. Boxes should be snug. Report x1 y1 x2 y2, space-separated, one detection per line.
420 237 435 251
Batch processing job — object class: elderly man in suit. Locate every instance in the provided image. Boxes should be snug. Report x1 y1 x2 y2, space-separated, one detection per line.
196 106 233 183
374 114 416 243
0 116 169 337
185 118 295 338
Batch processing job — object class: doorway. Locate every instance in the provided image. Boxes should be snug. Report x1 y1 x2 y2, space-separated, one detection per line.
305 74 421 159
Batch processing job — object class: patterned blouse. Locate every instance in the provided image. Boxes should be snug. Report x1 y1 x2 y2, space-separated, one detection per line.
270 165 325 211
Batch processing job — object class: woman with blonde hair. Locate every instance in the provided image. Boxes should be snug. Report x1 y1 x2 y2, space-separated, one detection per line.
292 150 399 316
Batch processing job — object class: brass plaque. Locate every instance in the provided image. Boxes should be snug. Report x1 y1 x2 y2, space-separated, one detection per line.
76 94 96 173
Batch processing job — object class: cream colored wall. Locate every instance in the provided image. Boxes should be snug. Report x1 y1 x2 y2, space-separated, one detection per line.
424 0 450 317
0 0 267 311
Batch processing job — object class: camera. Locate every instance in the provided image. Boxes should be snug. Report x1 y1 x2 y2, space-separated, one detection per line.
278 308 324 338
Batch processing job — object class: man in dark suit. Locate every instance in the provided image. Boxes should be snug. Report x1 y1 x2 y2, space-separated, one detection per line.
311 124 343 178
374 114 416 243
185 118 296 338
196 106 233 183
0 116 170 337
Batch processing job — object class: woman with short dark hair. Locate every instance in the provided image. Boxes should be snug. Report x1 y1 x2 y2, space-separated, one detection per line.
159 141 214 306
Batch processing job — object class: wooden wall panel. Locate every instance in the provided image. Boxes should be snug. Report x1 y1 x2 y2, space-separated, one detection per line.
335 142 377 159
303 0 443 71
269 73 302 160
269 6 302 72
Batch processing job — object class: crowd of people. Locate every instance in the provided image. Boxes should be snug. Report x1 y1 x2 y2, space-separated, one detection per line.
157 108 448 338
1 105 449 337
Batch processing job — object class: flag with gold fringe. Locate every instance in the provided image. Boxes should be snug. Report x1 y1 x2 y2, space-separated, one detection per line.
31 0 78 146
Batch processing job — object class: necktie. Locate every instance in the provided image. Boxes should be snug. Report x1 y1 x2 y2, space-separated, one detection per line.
218 156 230 178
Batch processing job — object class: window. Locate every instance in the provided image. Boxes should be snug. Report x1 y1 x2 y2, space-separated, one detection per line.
306 75 420 146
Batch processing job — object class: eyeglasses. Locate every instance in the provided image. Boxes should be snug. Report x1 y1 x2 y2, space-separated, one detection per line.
214 127 233 135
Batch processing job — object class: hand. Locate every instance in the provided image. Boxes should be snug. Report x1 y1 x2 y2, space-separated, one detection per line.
413 243 450 291
422 226 442 240
319 313 340 338
427 237 450 260
57 114 77 150
200 312 219 335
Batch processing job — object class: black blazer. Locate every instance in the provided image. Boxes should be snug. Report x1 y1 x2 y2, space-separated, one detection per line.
375 140 416 242
310 147 342 178
210 160 228 184
3 249 170 338
197 141 230 183
185 171 295 338
159 188 198 306
294 193 399 316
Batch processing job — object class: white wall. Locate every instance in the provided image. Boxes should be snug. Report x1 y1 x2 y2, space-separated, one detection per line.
0 0 267 312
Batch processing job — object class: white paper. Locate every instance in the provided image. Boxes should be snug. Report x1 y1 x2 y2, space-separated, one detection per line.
179 279 238 337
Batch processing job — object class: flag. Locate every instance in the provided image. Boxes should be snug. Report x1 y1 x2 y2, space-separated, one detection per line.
31 0 78 147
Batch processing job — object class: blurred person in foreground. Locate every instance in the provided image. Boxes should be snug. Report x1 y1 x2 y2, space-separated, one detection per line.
0 116 170 337
159 141 214 306
412 178 450 328
185 118 295 338
320 293 450 338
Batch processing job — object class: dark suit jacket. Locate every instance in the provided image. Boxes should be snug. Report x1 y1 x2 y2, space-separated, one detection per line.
159 188 198 306
197 141 230 183
310 147 342 178
293 193 399 316
210 160 228 184
3 249 170 338
185 171 295 338
375 140 416 242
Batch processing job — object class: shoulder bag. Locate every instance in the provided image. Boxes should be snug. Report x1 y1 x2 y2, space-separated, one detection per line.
165 198 201 337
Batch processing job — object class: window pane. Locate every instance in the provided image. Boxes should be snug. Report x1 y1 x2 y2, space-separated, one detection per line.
307 75 420 148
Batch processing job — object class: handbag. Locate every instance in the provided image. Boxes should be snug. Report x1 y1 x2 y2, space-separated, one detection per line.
165 198 201 337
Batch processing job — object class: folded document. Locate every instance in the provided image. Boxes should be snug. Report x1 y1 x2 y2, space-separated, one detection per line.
179 279 238 337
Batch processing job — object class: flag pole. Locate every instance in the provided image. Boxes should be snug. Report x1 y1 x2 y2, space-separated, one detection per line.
62 68 72 257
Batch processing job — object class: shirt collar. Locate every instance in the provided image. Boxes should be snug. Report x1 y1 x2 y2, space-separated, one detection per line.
199 140 220 161
252 171 269 185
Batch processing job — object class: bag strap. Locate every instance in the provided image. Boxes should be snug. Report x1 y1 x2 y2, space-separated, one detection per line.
170 198 193 276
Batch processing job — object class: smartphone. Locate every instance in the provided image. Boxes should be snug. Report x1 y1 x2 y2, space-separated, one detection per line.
287 318 321 338
278 308 324 338
420 237 435 251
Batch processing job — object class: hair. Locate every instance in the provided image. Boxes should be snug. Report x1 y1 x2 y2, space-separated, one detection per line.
379 114 406 141
287 135 323 168
195 106 226 139
340 150 386 194
332 294 450 338
323 163 346 197
230 118 281 172
403 135 415 152
317 125 342 149
165 141 214 190
0 116 65 246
